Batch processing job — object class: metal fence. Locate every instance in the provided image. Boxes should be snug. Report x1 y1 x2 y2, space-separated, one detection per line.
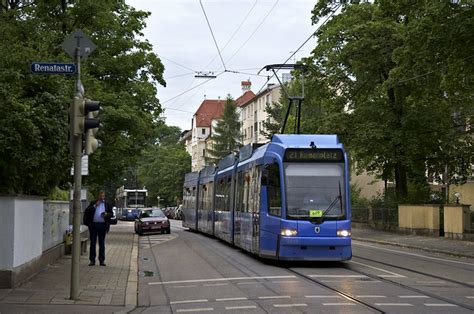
352 206 398 231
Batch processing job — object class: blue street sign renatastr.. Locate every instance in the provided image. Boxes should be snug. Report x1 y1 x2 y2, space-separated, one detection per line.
31 62 76 75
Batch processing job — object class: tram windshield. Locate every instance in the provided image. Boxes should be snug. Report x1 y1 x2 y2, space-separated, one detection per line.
284 163 345 220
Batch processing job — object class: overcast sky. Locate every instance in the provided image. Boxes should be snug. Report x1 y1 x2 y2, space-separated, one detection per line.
126 0 318 131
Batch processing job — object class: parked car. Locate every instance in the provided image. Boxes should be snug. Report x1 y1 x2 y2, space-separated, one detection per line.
134 208 170 235
110 207 118 225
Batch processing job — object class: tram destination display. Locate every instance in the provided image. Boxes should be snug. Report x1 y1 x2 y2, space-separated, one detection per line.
284 149 344 162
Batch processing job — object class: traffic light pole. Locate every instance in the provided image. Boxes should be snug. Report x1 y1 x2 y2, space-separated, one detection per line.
70 45 82 301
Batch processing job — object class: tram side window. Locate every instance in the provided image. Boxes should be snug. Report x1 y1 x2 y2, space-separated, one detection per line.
236 171 250 213
266 164 281 217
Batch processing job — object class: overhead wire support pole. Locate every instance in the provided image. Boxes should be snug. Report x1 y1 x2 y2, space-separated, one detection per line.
200 0 227 71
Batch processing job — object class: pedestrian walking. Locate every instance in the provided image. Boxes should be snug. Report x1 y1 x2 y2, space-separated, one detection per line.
83 191 113 266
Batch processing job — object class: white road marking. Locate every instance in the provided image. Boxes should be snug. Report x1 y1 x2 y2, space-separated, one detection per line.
172 285 197 289
204 283 228 287
424 303 458 307
356 295 386 298
237 282 261 285
273 304 307 308
322 303 356 306
216 297 248 302
416 281 446 284
149 275 296 285
354 280 381 283
375 303 413 306
399 295 429 299
353 242 474 266
225 306 256 310
170 299 209 305
321 280 345 283
351 260 406 278
305 295 341 298
466 296 474 299
176 308 213 313
272 280 300 284
258 295 290 299
309 275 367 278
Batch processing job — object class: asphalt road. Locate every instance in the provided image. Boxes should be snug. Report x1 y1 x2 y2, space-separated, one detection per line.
131 220 474 314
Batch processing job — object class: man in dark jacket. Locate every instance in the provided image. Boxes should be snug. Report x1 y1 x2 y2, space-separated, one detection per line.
83 191 113 266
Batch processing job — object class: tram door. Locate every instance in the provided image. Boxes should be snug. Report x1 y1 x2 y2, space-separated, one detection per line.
259 163 281 257
250 167 262 254
235 167 261 254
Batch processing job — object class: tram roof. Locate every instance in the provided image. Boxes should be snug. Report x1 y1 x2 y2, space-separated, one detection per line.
271 134 341 148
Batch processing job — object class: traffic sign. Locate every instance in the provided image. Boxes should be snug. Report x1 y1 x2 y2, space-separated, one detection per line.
70 155 89 176
30 62 76 75
61 29 97 59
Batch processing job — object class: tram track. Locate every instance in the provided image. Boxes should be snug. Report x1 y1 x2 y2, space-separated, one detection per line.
196 232 386 313
343 258 474 311
352 254 474 288
198 233 474 312
286 268 385 313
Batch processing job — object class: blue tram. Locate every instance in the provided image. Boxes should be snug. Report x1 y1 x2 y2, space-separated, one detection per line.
182 134 352 261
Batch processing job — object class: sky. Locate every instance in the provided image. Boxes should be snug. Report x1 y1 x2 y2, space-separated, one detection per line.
126 0 319 131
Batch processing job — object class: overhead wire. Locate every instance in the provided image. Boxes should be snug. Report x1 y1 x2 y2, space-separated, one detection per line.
200 0 227 71
256 3 342 94
202 0 258 70
165 72 195 80
224 0 280 67
161 71 226 105
159 55 196 72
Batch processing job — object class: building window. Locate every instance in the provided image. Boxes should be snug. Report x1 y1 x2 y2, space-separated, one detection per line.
202 128 206 135
202 149 206 157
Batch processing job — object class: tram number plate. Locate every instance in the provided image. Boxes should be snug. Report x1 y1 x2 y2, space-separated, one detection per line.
309 210 323 218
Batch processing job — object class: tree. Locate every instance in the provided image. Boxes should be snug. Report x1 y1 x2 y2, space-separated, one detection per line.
138 124 191 207
307 0 474 200
0 1 165 196
207 95 241 164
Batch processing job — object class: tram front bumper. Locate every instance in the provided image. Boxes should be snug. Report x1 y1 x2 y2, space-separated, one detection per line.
278 236 352 261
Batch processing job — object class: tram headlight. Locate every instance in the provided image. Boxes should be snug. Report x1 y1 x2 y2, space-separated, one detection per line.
337 229 351 237
280 229 298 237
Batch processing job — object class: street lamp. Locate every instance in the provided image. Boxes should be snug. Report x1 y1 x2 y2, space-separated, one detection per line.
157 196 160 207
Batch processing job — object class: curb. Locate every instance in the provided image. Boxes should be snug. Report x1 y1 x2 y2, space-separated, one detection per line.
353 236 474 259
125 234 138 308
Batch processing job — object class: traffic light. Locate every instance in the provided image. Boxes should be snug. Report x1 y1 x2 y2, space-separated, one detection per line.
68 96 101 155
83 100 101 155
69 96 84 156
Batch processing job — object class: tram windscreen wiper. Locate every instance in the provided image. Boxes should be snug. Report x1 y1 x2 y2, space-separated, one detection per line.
320 181 342 218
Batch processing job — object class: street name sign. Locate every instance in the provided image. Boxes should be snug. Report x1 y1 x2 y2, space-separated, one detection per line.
30 62 76 75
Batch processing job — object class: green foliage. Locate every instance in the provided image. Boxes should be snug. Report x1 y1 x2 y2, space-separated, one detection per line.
0 1 165 196
207 95 241 164
305 0 474 201
138 135 191 207
48 186 69 201
350 184 370 208
261 100 283 139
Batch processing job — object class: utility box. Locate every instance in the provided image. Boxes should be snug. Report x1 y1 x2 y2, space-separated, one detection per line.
444 204 472 240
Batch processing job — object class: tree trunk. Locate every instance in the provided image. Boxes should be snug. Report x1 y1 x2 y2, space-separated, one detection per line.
395 161 408 199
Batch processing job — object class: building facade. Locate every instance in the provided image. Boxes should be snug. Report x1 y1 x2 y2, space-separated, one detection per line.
238 84 281 146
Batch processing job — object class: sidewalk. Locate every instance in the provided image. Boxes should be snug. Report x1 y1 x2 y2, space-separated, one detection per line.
0 222 137 313
352 226 474 259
